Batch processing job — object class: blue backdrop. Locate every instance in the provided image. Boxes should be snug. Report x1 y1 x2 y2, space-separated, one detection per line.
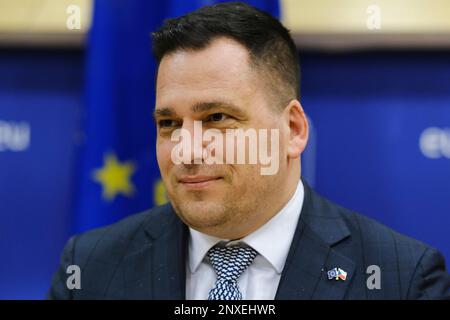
301 50 450 260
0 2 449 299
0 49 84 299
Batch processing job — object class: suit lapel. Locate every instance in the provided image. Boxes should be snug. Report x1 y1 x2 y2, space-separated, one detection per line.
121 204 188 299
275 181 355 300
312 246 355 299
145 205 188 299
122 236 154 299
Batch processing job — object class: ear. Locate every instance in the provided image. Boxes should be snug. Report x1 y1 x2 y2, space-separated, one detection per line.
283 99 309 159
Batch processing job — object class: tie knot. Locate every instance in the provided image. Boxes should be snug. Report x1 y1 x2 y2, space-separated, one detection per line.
207 244 258 282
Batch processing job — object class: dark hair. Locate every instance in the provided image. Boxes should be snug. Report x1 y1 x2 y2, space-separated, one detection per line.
151 1 300 107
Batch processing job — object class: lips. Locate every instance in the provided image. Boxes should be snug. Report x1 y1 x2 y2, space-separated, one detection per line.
178 175 222 189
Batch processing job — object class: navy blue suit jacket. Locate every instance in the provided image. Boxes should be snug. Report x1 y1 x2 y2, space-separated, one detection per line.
48 182 450 299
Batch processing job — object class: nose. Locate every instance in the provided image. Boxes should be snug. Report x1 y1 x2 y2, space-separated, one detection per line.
179 119 205 165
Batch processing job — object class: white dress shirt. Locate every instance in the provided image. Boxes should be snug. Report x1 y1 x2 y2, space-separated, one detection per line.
186 179 304 300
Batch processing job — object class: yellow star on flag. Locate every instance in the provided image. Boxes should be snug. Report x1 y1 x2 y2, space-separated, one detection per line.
154 179 168 206
92 153 136 201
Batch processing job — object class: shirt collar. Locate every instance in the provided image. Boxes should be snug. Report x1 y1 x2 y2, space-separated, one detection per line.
188 228 222 273
188 179 305 274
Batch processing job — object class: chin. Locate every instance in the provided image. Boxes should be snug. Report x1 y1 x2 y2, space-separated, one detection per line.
174 199 229 230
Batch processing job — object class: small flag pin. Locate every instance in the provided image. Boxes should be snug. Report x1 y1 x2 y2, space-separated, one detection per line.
327 267 347 281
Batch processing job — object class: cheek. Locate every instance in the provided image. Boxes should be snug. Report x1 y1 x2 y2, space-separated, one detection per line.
230 164 261 189
156 140 174 175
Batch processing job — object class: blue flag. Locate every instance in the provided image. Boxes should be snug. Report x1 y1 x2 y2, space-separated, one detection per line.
75 0 280 232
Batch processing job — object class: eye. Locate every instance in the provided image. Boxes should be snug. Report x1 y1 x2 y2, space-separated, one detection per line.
158 119 178 128
206 113 229 122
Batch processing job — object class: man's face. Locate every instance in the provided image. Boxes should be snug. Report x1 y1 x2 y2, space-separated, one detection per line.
155 37 294 239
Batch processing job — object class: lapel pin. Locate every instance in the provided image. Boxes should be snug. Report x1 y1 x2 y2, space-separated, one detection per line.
327 267 347 281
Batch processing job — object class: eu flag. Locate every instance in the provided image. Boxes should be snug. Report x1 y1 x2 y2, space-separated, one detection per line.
75 0 280 232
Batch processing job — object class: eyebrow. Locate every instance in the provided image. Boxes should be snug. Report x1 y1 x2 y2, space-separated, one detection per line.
191 101 246 117
153 107 175 119
153 101 247 120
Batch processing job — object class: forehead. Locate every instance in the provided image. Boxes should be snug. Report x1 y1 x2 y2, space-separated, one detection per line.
155 37 259 110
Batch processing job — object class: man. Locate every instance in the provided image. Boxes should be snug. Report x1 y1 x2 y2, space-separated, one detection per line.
49 2 450 299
